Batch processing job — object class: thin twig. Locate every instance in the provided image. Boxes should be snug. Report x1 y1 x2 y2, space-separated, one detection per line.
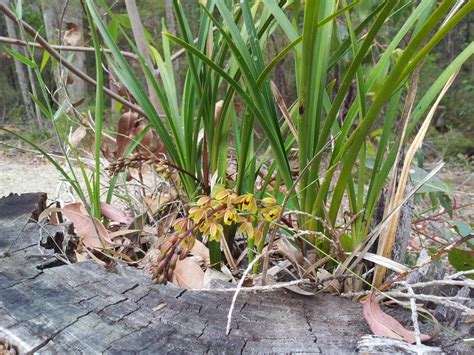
202 278 309 293
413 203 474 223
448 270 474 279
0 35 139 59
405 283 422 349
395 279 474 289
226 254 264 335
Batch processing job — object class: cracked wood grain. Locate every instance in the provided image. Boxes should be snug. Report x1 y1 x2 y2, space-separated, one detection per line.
0 193 470 353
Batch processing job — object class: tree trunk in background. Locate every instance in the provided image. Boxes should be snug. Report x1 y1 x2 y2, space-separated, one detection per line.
165 0 177 37
165 0 180 83
40 0 86 109
125 0 163 115
1 0 40 128
19 29 44 128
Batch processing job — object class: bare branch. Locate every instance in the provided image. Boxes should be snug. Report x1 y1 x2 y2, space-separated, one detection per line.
0 35 139 60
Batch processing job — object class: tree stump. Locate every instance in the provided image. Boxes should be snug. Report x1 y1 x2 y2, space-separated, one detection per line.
0 193 469 353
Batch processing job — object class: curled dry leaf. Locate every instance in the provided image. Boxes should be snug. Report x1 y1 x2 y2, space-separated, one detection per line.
72 97 85 108
38 206 62 225
172 257 205 290
101 141 115 161
63 203 111 249
363 292 431 344
143 194 176 216
100 202 133 225
116 111 138 156
285 286 316 296
63 22 82 46
131 122 153 149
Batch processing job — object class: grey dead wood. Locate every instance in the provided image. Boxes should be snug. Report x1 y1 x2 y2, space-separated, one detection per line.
0 193 471 354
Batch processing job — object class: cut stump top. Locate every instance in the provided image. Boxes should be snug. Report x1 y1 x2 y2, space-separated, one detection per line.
0 193 468 354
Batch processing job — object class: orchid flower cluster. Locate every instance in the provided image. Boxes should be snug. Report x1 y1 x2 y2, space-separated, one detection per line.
152 186 282 284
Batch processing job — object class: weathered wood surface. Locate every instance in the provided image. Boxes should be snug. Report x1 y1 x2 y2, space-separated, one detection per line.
0 193 470 354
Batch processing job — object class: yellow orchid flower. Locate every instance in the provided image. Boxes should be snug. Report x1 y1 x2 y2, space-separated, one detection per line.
215 188 231 201
196 195 211 207
173 218 189 233
205 221 223 241
188 206 206 224
264 206 281 221
237 221 254 239
262 194 277 207
235 193 257 213
223 207 237 225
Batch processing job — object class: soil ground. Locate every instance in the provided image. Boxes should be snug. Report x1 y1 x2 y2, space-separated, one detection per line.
0 151 86 202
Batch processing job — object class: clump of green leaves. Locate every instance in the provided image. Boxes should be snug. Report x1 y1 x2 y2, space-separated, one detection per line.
80 0 474 285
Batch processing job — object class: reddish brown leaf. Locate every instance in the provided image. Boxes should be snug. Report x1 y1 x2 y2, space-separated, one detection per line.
364 292 431 344
101 141 115 161
154 138 166 157
116 111 138 156
132 122 153 149
63 203 111 249
100 202 133 225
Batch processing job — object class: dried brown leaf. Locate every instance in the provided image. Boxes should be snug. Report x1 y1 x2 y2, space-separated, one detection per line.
72 97 85 108
214 100 224 124
274 238 304 267
38 206 62 224
316 268 342 293
190 239 210 265
64 22 82 46
132 122 153 149
66 75 74 85
172 257 205 289
63 203 111 249
116 111 138 156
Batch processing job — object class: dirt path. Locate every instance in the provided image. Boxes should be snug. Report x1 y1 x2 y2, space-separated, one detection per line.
0 153 86 202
